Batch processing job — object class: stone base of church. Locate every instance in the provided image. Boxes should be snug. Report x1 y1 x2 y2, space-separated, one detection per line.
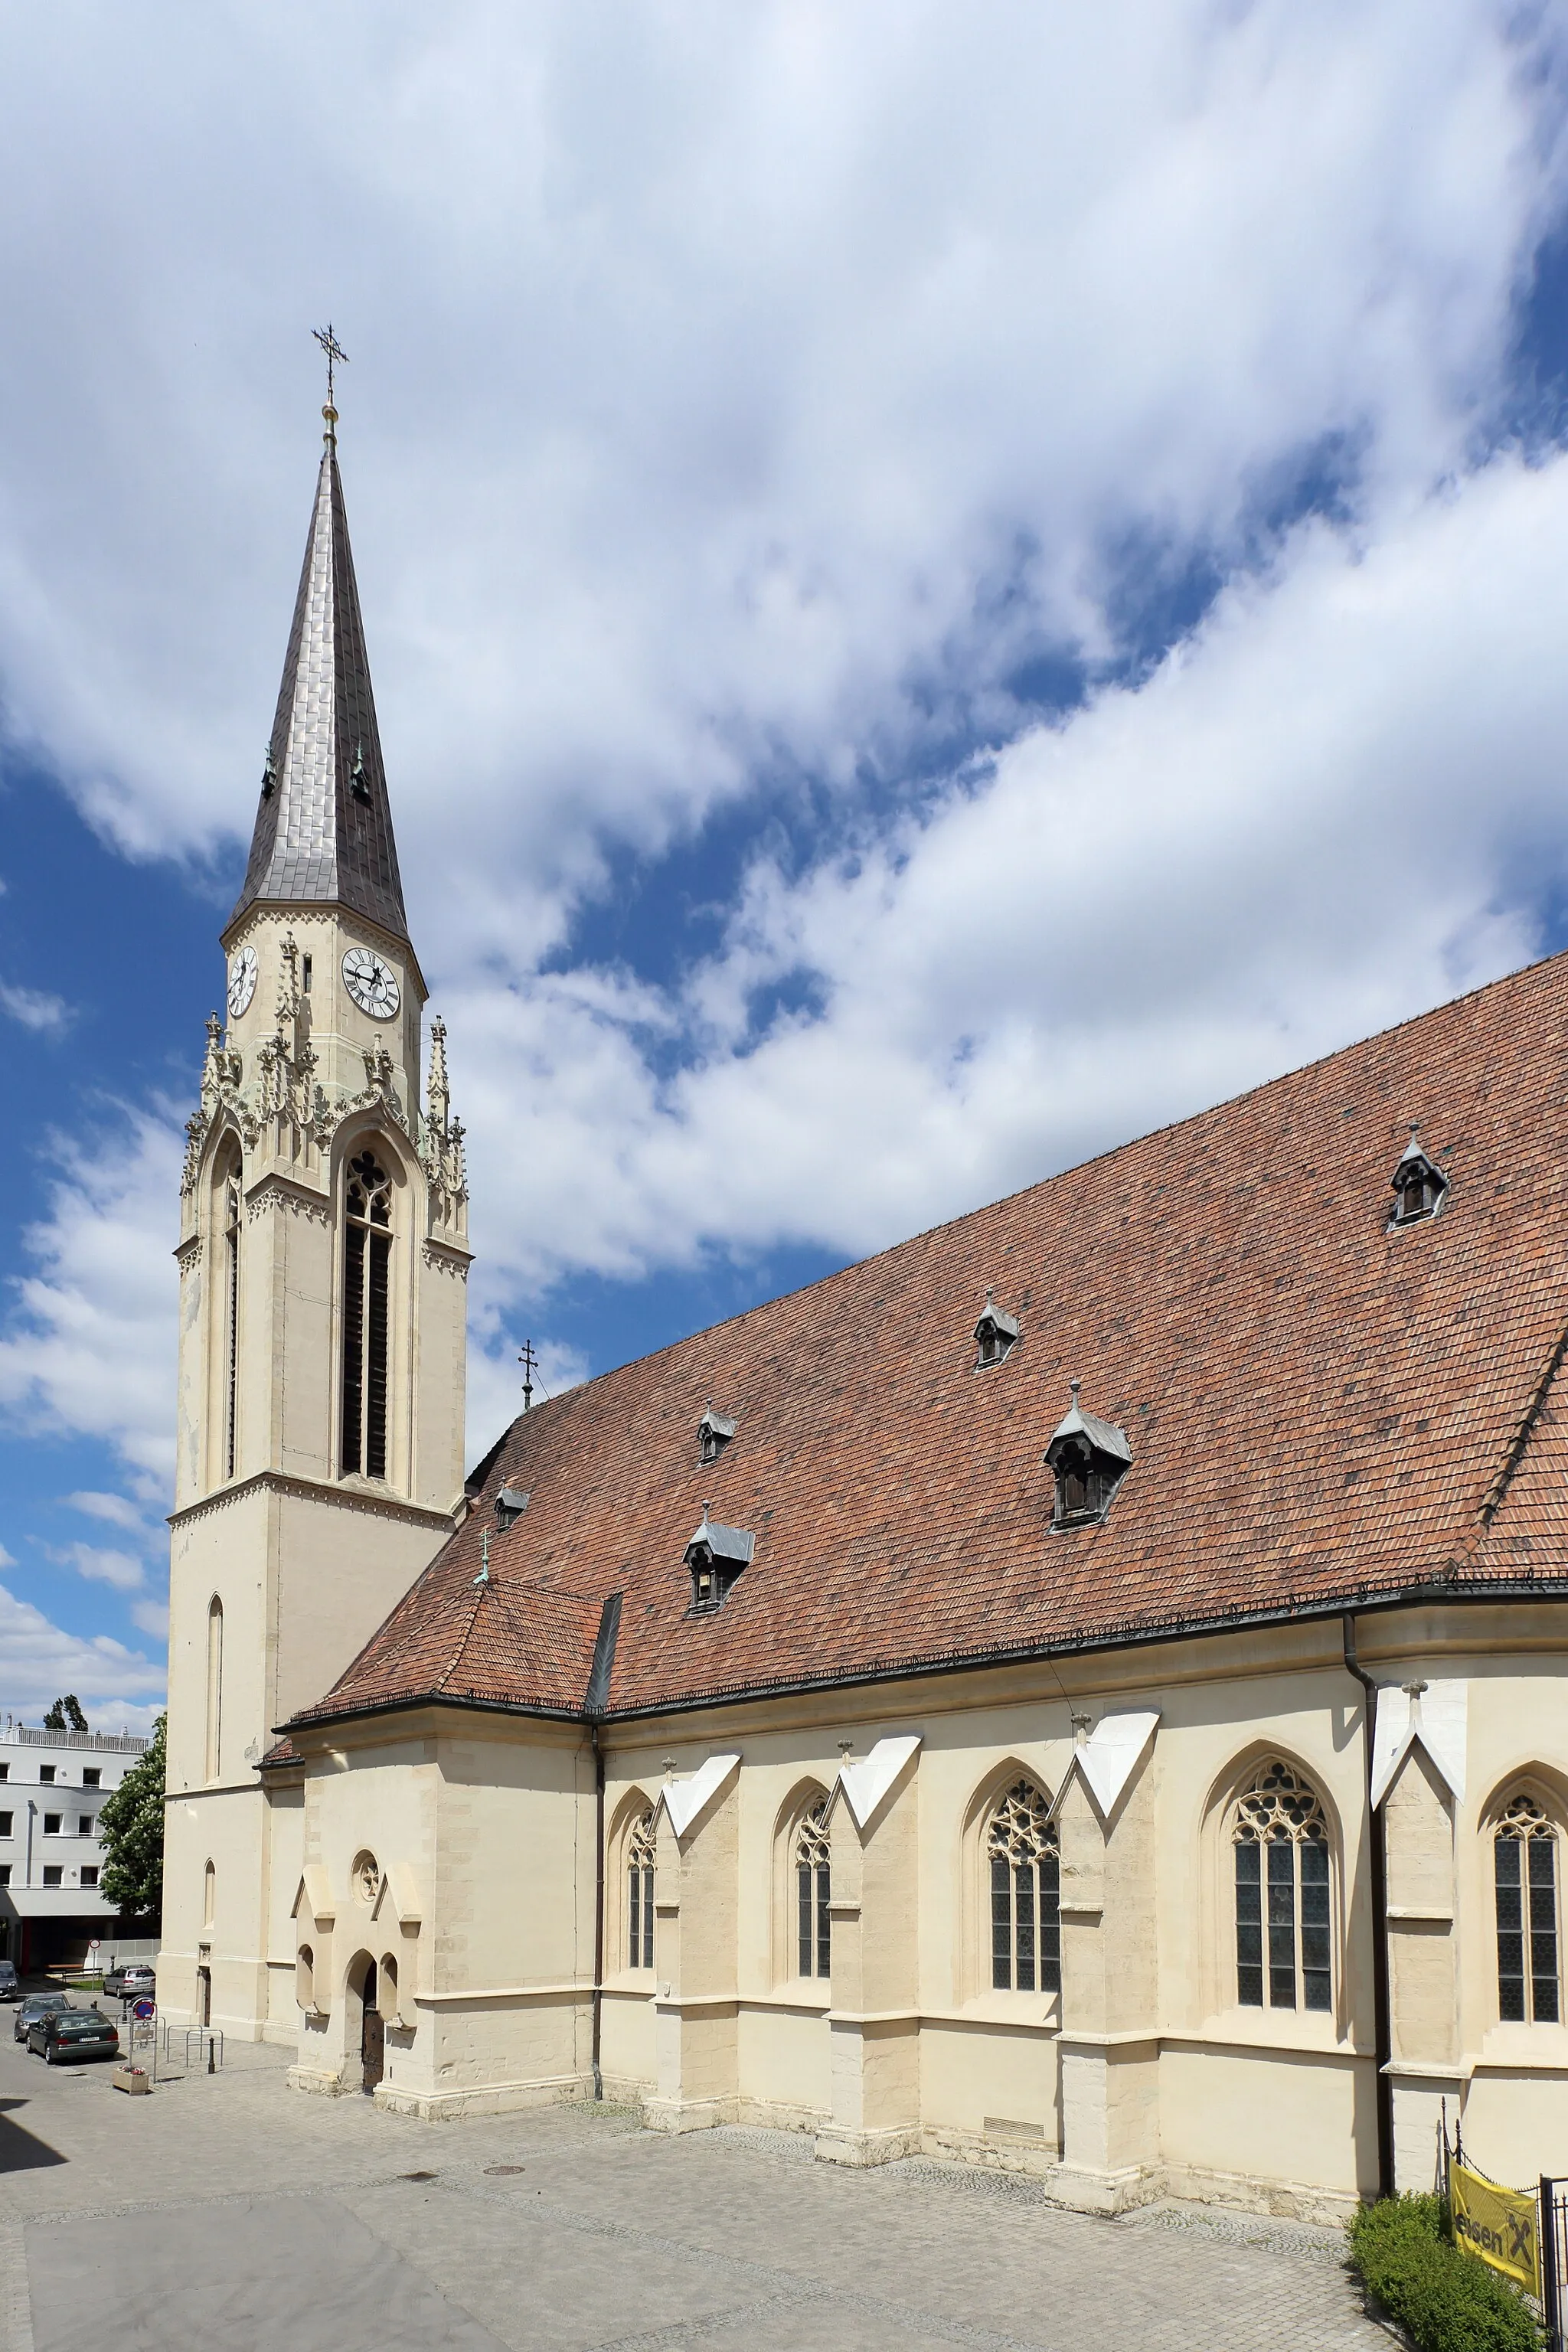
1158 2161 1361 2226
815 2122 921 2166
374 2069 594 2121
642 2093 737 2134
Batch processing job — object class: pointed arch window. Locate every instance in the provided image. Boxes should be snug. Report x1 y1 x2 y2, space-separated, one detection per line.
988 1779 1060 1993
1233 1760 1331 2012
795 1796 831 1979
341 1149 392 1480
627 1810 655 1971
1494 1795 1560 2024
224 1165 241 1480
204 1598 224 1782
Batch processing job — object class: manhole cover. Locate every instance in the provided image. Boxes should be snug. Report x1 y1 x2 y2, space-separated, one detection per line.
485 2164 527 2176
403 2170 439 2182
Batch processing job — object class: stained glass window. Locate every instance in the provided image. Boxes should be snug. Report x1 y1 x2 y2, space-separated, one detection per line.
1234 1761 1331 2013
627 1810 655 1971
987 1780 1060 1994
795 1796 831 1979
1495 1796 1559 2024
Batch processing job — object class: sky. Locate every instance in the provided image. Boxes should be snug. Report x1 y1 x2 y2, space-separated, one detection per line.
3 0 1568 1732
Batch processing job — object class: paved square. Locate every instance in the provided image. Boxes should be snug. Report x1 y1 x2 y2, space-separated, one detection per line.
0 2029 1387 2351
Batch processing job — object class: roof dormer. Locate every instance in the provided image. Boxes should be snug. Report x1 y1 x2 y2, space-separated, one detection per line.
973 1289 1020 1369
697 1404 737 1466
495 1486 530 1531
1387 1125 1448 1229
1045 1381 1132 1529
684 1504 755 1613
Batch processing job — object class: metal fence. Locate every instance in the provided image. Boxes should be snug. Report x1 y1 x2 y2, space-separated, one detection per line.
1542 2177 1567 2352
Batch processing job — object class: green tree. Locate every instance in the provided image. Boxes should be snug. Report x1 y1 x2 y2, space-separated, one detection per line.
97 1713 165 1922
42 1695 87 1733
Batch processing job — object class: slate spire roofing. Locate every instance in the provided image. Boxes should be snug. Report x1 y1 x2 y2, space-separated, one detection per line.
230 418 410 945
284 949 1568 1741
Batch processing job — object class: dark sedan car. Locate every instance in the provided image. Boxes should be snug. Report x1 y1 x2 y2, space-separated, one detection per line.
28 2007 118 2065
13 1991 71 2044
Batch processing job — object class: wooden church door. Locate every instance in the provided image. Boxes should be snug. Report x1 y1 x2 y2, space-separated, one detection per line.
361 1962 384 2092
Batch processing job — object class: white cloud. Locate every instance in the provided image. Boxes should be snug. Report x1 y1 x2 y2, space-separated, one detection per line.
0 1583 164 1724
52 1544 145 1595
64 1491 149 1534
0 1108 180 1486
129 1599 168 1642
0 982 71 1038
0 1546 14 1571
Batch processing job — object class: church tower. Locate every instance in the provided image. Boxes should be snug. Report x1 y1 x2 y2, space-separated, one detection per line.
161 397 470 2040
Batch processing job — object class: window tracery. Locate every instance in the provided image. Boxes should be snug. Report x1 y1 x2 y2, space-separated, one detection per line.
341 1148 393 1480
627 1809 655 1971
1494 1794 1560 2024
987 1779 1060 1994
1233 1760 1331 2013
223 1164 240 1480
795 1796 831 1980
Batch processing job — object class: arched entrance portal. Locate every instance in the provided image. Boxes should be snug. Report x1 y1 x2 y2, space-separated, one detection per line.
347 1952 384 2094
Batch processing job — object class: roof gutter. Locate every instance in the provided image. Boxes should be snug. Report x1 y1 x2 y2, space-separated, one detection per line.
1342 1612 1394 2201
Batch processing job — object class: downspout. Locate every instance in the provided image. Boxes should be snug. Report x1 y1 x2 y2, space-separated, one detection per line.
583 1592 623 2109
1343 1612 1394 2200
591 1720 605 2103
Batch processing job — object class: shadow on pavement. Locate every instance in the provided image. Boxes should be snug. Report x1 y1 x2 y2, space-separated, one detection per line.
0 2098 67 2173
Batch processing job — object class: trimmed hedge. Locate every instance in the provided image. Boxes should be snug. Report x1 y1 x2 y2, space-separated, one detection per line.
1348 2194 1540 2352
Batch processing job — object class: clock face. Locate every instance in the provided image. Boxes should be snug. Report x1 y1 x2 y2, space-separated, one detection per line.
227 946 258 1021
342 946 401 1021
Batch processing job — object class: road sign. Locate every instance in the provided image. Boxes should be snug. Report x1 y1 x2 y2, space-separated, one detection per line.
130 1999 155 2020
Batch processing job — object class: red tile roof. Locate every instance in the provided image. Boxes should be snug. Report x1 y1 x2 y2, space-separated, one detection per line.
289 952 1568 1734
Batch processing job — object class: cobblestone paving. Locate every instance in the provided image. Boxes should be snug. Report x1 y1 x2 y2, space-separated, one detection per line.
0 2033 1390 2351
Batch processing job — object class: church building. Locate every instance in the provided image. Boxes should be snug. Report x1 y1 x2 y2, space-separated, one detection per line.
161 409 1568 2223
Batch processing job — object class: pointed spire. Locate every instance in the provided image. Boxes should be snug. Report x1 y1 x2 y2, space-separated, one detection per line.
230 431 410 946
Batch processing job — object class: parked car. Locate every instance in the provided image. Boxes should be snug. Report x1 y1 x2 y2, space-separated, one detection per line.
0 1962 18 2002
103 1964 155 2001
28 2007 118 2065
13 1991 71 2044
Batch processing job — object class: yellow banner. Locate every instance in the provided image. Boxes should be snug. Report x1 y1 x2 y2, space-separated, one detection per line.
1450 2158 1540 2297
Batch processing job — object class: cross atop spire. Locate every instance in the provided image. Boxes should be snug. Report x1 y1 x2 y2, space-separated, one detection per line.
229 416 410 946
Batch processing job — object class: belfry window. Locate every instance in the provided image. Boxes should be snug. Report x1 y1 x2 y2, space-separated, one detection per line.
1045 1382 1132 1528
988 1779 1060 1994
627 1810 655 1971
795 1796 831 1979
341 1149 393 1480
1494 1795 1560 2024
1388 1125 1449 1229
973 1289 1020 1370
224 1168 241 1481
1233 1761 1331 2013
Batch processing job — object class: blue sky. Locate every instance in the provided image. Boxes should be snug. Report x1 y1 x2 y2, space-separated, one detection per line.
5 0 1568 1730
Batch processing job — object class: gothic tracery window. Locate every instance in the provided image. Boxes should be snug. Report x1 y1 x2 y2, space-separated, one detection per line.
1494 1795 1560 2024
795 1795 831 1980
224 1166 241 1480
1233 1760 1331 2013
988 1779 1060 1994
341 1149 393 1480
627 1810 655 1971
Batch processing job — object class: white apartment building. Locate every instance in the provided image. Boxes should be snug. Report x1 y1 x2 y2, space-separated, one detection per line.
0 1724 150 1975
